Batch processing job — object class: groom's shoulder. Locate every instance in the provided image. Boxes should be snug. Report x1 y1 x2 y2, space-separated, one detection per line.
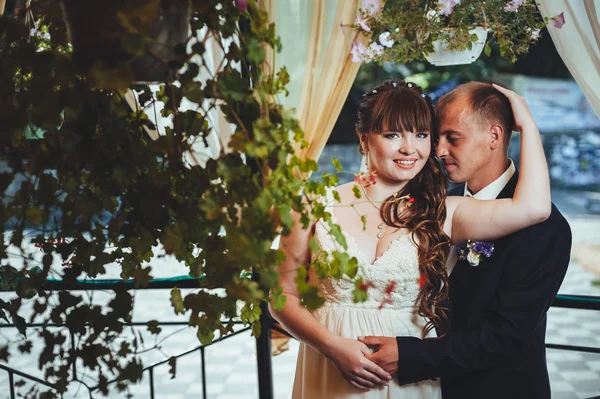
448 183 464 197
516 202 571 243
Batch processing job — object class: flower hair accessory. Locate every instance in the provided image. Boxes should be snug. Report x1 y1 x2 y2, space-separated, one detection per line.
393 192 414 210
457 240 494 266
354 170 378 187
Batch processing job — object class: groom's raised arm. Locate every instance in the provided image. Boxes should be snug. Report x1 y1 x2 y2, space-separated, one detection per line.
394 213 571 384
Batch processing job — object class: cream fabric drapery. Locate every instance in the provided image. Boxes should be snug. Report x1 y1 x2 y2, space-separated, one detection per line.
259 0 369 356
261 0 369 161
537 0 600 118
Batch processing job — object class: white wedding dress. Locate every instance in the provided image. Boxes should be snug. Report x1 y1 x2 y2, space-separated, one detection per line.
292 190 441 399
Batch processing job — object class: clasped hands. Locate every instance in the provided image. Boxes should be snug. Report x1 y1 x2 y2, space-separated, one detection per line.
325 335 399 391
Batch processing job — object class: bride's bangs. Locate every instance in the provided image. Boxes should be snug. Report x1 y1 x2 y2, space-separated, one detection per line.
369 90 432 135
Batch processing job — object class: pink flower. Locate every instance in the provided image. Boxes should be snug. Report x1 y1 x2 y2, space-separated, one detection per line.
234 0 248 12
351 40 368 63
361 0 381 16
503 0 524 12
354 170 378 186
384 280 397 295
356 15 371 32
419 274 426 289
438 0 461 16
378 280 397 310
553 12 566 29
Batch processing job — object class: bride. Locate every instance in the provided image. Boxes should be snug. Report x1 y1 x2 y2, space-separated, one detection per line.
269 80 549 398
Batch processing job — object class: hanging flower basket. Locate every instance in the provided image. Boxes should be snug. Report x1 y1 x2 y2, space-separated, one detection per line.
424 27 488 66
59 0 191 83
351 0 549 65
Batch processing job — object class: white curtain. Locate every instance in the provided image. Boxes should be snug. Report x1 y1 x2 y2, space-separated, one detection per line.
132 28 235 168
537 0 600 118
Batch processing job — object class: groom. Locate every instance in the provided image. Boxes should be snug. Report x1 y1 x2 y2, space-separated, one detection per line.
359 82 572 398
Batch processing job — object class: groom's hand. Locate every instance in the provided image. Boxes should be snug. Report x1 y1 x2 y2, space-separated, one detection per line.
359 336 399 376
325 336 392 391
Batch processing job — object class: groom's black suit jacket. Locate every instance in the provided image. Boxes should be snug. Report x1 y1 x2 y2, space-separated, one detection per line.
395 172 572 398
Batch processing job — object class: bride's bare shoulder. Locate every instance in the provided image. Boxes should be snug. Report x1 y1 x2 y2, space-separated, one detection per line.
331 182 361 205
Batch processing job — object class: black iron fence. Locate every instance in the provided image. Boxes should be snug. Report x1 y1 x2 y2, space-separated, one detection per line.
1 279 599 399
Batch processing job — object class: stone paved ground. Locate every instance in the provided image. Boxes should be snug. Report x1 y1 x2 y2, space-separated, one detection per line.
1 184 599 398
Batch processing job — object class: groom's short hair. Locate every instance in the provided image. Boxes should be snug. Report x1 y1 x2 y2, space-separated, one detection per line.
436 82 515 150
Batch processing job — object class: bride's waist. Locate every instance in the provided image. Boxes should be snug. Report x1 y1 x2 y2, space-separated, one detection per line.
314 301 418 312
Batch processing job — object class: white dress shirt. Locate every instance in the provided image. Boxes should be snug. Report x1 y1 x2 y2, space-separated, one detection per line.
446 159 516 275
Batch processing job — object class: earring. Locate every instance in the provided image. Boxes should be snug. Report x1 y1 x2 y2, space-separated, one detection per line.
365 154 369 171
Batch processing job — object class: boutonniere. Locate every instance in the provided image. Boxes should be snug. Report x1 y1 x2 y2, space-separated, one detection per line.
457 240 494 267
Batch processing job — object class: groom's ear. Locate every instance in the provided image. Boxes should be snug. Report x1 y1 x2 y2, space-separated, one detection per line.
489 124 504 150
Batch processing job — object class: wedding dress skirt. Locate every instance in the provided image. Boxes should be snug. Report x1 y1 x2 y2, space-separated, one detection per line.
291 191 441 399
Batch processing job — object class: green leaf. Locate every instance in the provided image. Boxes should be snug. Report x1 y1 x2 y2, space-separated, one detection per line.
301 286 324 310
133 266 153 288
353 279 369 303
146 320 162 335
361 215 367 231
251 320 261 337
0 346 8 362
484 43 492 57
18 341 32 354
170 287 185 315
197 328 215 345
328 224 348 249
270 286 287 310
246 39 265 65
168 356 177 379
352 185 362 199
118 342 131 357
240 304 262 324
12 314 26 337
332 158 342 173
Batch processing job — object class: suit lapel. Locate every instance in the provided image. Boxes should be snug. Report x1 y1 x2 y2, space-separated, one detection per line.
447 171 518 282
496 171 518 200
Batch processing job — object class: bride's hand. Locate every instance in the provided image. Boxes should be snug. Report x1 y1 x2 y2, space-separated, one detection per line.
323 336 392 390
492 84 535 133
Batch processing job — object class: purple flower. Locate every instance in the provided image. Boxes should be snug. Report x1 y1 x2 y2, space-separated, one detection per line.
361 0 381 16
351 40 368 63
234 0 248 13
457 240 494 266
472 241 494 258
553 12 566 29
356 15 371 32
503 0 525 12
438 0 461 17
366 42 384 58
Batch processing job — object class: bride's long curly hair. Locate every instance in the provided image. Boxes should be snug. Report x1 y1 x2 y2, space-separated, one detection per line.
356 80 451 337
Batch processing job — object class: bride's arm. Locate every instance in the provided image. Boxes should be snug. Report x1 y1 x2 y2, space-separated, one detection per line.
268 209 391 389
445 85 551 245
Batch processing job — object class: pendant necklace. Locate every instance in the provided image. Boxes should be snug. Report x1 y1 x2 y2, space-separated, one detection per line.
359 184 386 239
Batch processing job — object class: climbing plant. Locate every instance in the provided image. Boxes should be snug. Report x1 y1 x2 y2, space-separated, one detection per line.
0 0 357 396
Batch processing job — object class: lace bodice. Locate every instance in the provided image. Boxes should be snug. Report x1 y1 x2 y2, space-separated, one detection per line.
310 189 421 310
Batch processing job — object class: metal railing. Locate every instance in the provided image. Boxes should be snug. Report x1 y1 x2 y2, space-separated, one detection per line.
0 319 251 399
1 278 599 399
